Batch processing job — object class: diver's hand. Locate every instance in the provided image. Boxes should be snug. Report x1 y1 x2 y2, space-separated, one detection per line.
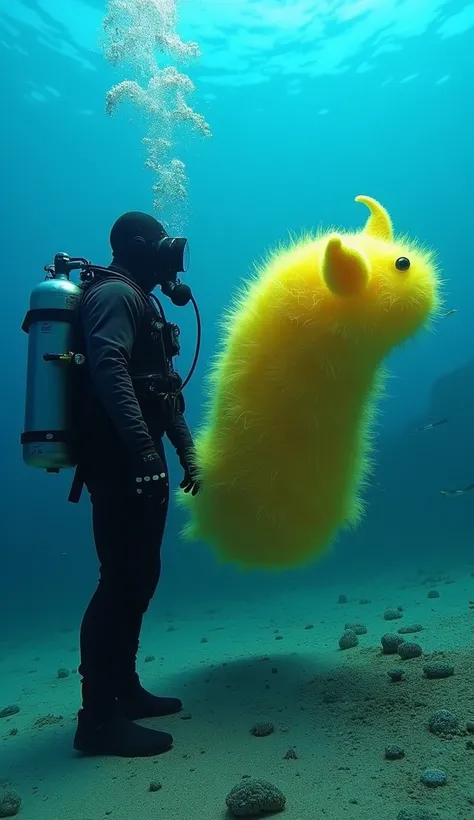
179 455 201 496
131 449 168 501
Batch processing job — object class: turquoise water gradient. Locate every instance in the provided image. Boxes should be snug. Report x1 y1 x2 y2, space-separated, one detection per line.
0 0 473 634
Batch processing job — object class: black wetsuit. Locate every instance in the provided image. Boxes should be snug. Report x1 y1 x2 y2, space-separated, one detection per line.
75 267 194 720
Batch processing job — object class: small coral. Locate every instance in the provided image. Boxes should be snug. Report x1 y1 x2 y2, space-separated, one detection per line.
427 589 440 598
387 668 406 682
398 624 423 634
344 622 367 635
0 789 21 817
0 706 20 719
283 748 297 760
428 709 459 735
57 668 69 678
338 594 348 604
381 634 405 654
398 642 422 660
423 663 454 679
225 780 286 817
384 744 405 760
339 630 358 650
420 768 447 788
250 722 274 737
34 714 63 728
384 608 403 621
397 810 438 820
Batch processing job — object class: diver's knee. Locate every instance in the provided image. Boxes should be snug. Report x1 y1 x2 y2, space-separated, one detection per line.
98 558 160 613
138 577 160 613
125 569 160 614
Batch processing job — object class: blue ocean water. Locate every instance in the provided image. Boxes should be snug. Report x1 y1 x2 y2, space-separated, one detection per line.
1 2 473 818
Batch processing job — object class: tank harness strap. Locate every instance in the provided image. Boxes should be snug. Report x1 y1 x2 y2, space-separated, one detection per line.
22 308 76 333
20 430 73 445
68 467 84 504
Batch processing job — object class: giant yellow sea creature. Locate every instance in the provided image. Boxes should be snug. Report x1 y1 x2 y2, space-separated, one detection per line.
181 196 441 569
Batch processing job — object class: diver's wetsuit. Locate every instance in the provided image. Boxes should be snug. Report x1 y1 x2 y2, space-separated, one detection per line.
75 266 194 722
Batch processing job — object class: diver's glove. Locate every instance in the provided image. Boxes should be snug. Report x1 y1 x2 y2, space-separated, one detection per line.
131 449 168 501
179 451 201 496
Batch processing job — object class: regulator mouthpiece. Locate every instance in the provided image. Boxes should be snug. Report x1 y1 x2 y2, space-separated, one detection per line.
161 279 192 306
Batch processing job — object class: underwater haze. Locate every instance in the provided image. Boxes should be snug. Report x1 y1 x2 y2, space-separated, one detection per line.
1 1 474 818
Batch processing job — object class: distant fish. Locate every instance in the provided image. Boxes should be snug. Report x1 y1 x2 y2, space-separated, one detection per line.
440 483 474 498
444 309 457 317
417 417 449 432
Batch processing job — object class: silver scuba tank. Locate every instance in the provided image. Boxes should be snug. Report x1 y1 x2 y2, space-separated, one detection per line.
21 254 84 471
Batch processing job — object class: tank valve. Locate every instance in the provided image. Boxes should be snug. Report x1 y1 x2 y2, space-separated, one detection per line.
42 352 85 365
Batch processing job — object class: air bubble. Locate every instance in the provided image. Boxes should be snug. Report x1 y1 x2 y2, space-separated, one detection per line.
102 0 211 221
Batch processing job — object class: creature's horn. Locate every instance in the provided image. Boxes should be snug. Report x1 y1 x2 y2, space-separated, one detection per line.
356 195 393 241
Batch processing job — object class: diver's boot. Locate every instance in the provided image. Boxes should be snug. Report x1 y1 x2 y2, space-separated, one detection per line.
73 710 173 757
117 684 182 721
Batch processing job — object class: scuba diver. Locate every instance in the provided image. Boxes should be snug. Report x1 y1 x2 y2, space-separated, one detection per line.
69 211 200 757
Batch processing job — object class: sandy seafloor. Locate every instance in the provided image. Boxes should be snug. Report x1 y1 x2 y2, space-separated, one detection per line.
1 565 474 820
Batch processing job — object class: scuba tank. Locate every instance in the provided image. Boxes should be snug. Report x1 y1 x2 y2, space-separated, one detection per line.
21 253 201 474
21 253 84 472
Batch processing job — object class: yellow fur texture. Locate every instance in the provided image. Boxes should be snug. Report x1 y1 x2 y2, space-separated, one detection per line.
180 196 441 569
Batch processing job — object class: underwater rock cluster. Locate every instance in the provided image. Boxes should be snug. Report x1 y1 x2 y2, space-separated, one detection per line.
327 588 472 816
4 574 474 820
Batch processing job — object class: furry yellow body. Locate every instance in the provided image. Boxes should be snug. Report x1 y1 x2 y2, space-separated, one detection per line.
182 197 440 569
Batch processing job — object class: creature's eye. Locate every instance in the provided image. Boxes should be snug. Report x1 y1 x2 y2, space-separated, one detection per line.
395 257 410 272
